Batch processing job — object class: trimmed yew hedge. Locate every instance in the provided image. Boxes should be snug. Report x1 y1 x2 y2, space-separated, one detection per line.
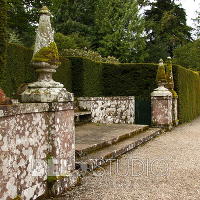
0 0 8 93
173 65 200 123
69 56 158 97
5 44 200 123
68 56 200 123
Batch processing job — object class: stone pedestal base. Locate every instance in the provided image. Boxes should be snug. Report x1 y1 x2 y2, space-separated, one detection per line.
21 87 74 103
151 86 173 130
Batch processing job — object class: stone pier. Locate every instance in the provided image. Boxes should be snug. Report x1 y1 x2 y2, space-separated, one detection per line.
151 59 173 130
0 6 79 200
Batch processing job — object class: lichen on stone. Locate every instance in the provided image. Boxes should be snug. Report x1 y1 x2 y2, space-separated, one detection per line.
32 42 60 65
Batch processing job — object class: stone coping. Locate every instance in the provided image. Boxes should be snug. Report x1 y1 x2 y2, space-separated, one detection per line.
77 96 135 101
0 102 73 118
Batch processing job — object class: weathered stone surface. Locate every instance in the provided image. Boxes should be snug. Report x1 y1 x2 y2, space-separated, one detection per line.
77 96 135 124
21 87 74 103
20 6 73 103
151 86 173 129
33 6 54 56
0 102 78 200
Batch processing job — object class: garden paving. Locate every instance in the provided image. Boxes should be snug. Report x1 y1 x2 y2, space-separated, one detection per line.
53 117 200 200
75 123 148 152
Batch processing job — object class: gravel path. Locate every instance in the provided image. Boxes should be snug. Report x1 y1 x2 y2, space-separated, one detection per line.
54 117 200 200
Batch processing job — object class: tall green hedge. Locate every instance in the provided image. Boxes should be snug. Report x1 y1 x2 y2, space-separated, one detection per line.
0 0 8 93
6 43 35 97
173 65 200 123
68 56 200 123
69 56 158 97
6 44 200 123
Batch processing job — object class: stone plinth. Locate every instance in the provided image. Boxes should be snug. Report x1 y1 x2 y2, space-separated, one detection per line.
21 87 73 103
151 86 173 130
0 102 79 200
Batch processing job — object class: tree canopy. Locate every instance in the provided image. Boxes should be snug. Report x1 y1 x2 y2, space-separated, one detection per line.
53 0 146 62
144 0 192 62
3 0 196 65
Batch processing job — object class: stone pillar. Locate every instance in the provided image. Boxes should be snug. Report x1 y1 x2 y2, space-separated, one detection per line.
46 103 79 196
151 59 173 130
17 6 78 197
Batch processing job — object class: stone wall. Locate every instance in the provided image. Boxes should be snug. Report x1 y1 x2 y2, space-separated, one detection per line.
0 102 78 200
77 96 135 124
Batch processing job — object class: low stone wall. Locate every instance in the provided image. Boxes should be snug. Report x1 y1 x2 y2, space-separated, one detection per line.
77 96 135 124
0 102 78 200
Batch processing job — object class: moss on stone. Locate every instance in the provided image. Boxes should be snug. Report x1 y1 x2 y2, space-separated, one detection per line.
156 61 166 84
47 175 67 183
170 89 178 98
12 196 21 200
0 0 8 92
32 42 60 65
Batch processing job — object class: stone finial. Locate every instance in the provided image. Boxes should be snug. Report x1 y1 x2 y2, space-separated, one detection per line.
39 6 51 15
167 56 172 64
33 6 54 57
156 59 166 87
20 6 73 103
166 57 177 97
166 57 174 89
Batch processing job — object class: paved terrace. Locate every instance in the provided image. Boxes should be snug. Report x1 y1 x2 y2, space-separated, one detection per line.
53 117 200 200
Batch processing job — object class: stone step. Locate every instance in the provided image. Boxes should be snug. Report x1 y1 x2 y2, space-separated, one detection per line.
75 123 149 157
76 128 163 171
74 111 91 126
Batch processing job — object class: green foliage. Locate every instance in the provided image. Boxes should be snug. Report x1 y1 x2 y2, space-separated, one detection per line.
53 0 147 63
53 0 95 36
53 56 72 92
32 42 60 65
193 5 200 39
144 0 192 62
6 44 36 97
6 44 200 123
7 0 52 47
173 39 200 70
68 56 158 97
0 0 8 93
173 65 200 123
63 49 120 64
54 32 91 52
8 30 23 45
94 0 147 63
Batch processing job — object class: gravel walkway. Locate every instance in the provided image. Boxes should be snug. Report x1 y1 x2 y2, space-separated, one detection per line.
54 117 200 200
